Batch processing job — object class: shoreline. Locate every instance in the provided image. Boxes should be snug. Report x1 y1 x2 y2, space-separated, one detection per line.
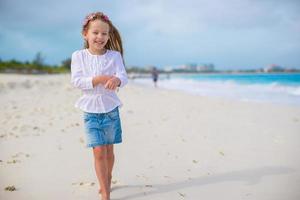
130 76 300 108
130 81 300 109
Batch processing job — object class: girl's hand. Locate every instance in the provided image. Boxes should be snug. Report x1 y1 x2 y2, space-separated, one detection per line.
104 77 121 90
92 75 114 87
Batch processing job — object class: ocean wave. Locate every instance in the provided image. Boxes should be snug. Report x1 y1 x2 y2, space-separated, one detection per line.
133 78 300 106
289 87 300 96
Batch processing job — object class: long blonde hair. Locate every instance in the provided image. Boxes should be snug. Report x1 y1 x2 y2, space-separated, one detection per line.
82 12 124 57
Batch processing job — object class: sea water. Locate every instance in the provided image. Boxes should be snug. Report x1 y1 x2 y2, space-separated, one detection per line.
134 73 300 106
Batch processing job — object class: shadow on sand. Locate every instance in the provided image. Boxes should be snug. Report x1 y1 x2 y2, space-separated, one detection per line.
112 166 295 200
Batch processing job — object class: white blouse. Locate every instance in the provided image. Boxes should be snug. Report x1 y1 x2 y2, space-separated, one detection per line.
70 49 128 113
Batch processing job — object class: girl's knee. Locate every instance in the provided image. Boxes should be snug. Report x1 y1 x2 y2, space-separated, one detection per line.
106 146 114 160
107 152 115 161
93 146 107 160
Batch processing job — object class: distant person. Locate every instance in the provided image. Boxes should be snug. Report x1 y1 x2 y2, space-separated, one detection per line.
166 72 171 79
151 67 159 87
70 12 128 200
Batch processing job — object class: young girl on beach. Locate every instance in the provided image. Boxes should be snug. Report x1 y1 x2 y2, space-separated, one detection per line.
70 12 128 200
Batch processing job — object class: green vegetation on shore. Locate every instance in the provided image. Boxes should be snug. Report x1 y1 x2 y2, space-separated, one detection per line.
0 52 71 74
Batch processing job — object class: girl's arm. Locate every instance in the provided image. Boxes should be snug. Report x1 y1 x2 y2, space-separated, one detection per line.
104 52 127 90
71 52 94 90
113 52 128 88
92 75 114 87
104 76 121 90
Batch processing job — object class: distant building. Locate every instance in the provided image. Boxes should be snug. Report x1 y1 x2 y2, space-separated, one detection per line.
264 64 284 72
255 68 264 73
163 66 173 72
177 64 197 71
196 64 215 72
172 64 192 71
145 65 157 72
162 63 215 72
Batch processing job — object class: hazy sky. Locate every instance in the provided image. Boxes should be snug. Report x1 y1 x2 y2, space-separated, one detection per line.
1 0 300 69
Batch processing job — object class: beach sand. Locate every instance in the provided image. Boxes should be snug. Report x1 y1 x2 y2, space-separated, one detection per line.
0 73 300 200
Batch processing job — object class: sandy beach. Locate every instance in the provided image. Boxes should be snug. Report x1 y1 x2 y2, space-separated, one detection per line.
0 73 300 200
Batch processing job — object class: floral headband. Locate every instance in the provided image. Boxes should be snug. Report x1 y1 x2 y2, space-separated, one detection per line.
83 12 110 27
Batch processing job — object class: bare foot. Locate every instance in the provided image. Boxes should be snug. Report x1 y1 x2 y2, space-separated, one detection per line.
99 193 110 200
100 197 109 200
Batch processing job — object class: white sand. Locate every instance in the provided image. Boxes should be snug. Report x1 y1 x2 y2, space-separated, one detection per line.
0 73 300 200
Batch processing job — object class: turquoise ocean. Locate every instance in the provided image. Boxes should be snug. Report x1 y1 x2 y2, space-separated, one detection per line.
135 73 300 106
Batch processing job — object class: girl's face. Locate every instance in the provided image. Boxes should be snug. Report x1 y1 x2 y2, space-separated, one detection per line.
83 20 110 53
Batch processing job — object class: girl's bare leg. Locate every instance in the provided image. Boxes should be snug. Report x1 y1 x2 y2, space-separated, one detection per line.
93 146 110 200
98 145 115 194
107 145 115 191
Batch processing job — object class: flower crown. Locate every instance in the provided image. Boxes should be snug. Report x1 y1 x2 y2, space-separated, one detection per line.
83 12 110 27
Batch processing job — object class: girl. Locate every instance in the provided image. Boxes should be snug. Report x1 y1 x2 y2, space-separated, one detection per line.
70 12 128 200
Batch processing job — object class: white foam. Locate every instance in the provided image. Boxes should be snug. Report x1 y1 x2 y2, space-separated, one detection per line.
133 78 300 106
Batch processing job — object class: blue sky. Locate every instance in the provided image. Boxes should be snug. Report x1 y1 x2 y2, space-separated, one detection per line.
0 0 300 69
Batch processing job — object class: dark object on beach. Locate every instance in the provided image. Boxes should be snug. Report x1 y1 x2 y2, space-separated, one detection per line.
151 67 159 87
5 185 16 191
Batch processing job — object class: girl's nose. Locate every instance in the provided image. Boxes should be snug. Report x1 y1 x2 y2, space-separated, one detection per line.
98 35 104 39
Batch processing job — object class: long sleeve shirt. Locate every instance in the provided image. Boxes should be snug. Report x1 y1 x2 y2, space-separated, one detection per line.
71 49 128 113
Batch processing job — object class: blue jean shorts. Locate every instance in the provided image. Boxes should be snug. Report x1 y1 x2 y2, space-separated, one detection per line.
83 107 122 148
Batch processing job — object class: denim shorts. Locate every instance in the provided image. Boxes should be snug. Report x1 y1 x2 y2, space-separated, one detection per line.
83 107 122 148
